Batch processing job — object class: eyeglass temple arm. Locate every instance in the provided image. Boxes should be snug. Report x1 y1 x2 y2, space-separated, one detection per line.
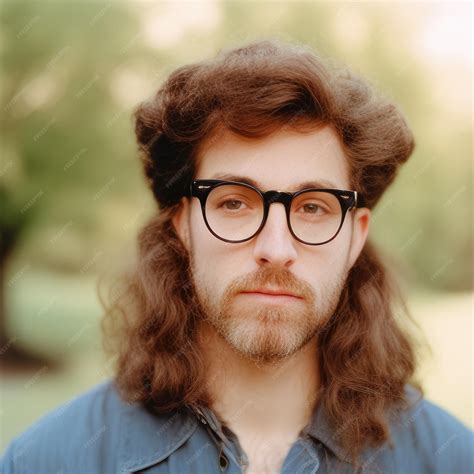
354 191 366 208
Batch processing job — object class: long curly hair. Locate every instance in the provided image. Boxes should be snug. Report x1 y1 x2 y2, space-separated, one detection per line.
100 38 429 469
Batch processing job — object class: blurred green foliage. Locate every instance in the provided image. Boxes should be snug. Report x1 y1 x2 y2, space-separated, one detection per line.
1 2 471 293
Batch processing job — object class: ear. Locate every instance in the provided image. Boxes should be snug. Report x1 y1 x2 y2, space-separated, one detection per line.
348 208 371 268
171 197 191 252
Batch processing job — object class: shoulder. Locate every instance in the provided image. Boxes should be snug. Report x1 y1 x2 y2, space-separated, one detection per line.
381 384 474 473
0 379 125 474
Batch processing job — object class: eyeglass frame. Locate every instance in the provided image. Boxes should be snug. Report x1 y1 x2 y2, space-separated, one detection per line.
189 179 365 245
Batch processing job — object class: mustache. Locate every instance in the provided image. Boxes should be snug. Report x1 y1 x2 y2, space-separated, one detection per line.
225 266 314 301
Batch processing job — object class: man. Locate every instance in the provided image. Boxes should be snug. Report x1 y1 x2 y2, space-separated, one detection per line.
2 39 473 473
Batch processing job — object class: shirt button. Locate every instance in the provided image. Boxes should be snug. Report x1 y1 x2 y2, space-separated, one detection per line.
219 452 228 471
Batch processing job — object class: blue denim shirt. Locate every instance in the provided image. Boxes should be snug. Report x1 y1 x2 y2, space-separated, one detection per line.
1 378 473 473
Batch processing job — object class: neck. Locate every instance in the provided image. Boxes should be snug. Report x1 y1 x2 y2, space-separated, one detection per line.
198 322 321 439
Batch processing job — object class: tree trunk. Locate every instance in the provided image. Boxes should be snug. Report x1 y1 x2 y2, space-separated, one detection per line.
0 228 59 373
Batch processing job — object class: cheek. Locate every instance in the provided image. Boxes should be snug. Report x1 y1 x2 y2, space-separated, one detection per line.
322 223 352 266
188 213 236 293
298 237 351 286
324 246 350 270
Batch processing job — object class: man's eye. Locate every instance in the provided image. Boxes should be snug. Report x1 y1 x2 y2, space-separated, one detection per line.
298 203 326 214
221 199 245 210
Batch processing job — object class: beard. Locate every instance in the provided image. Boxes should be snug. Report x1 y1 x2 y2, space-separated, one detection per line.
190 259 349 366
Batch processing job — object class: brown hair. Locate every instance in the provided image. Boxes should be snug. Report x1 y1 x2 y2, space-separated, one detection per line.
101 39 428 468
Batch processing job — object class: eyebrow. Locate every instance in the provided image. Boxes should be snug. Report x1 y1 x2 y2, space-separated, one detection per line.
208 173 341 192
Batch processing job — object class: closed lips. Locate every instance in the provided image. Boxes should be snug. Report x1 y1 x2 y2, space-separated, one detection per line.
241 289 302 298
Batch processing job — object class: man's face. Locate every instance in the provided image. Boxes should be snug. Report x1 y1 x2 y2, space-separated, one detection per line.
173 125 370 365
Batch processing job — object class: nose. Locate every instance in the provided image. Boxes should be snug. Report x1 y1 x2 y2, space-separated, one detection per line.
252 203 297 267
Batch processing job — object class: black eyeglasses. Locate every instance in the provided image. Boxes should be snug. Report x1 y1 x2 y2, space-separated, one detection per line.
189 179 365 245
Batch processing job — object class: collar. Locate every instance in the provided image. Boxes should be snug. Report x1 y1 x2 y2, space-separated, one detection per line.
302 382 424 466
116 390 350 472
194 396 357 465
115 379 422 472
117 393 199 472
301 396 353 464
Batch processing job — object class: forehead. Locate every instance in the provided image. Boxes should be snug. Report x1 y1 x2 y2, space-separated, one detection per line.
194 125 350 191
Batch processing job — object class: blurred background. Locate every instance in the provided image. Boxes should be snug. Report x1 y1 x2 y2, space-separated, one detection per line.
0 1 472 451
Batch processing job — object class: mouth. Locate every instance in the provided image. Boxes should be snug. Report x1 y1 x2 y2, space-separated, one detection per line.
239 288 303 299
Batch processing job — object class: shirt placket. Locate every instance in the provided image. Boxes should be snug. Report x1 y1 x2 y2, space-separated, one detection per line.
193 406 249 473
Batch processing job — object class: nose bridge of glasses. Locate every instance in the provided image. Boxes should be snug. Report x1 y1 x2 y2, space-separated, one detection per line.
259 190 293 233
263 190 293 209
